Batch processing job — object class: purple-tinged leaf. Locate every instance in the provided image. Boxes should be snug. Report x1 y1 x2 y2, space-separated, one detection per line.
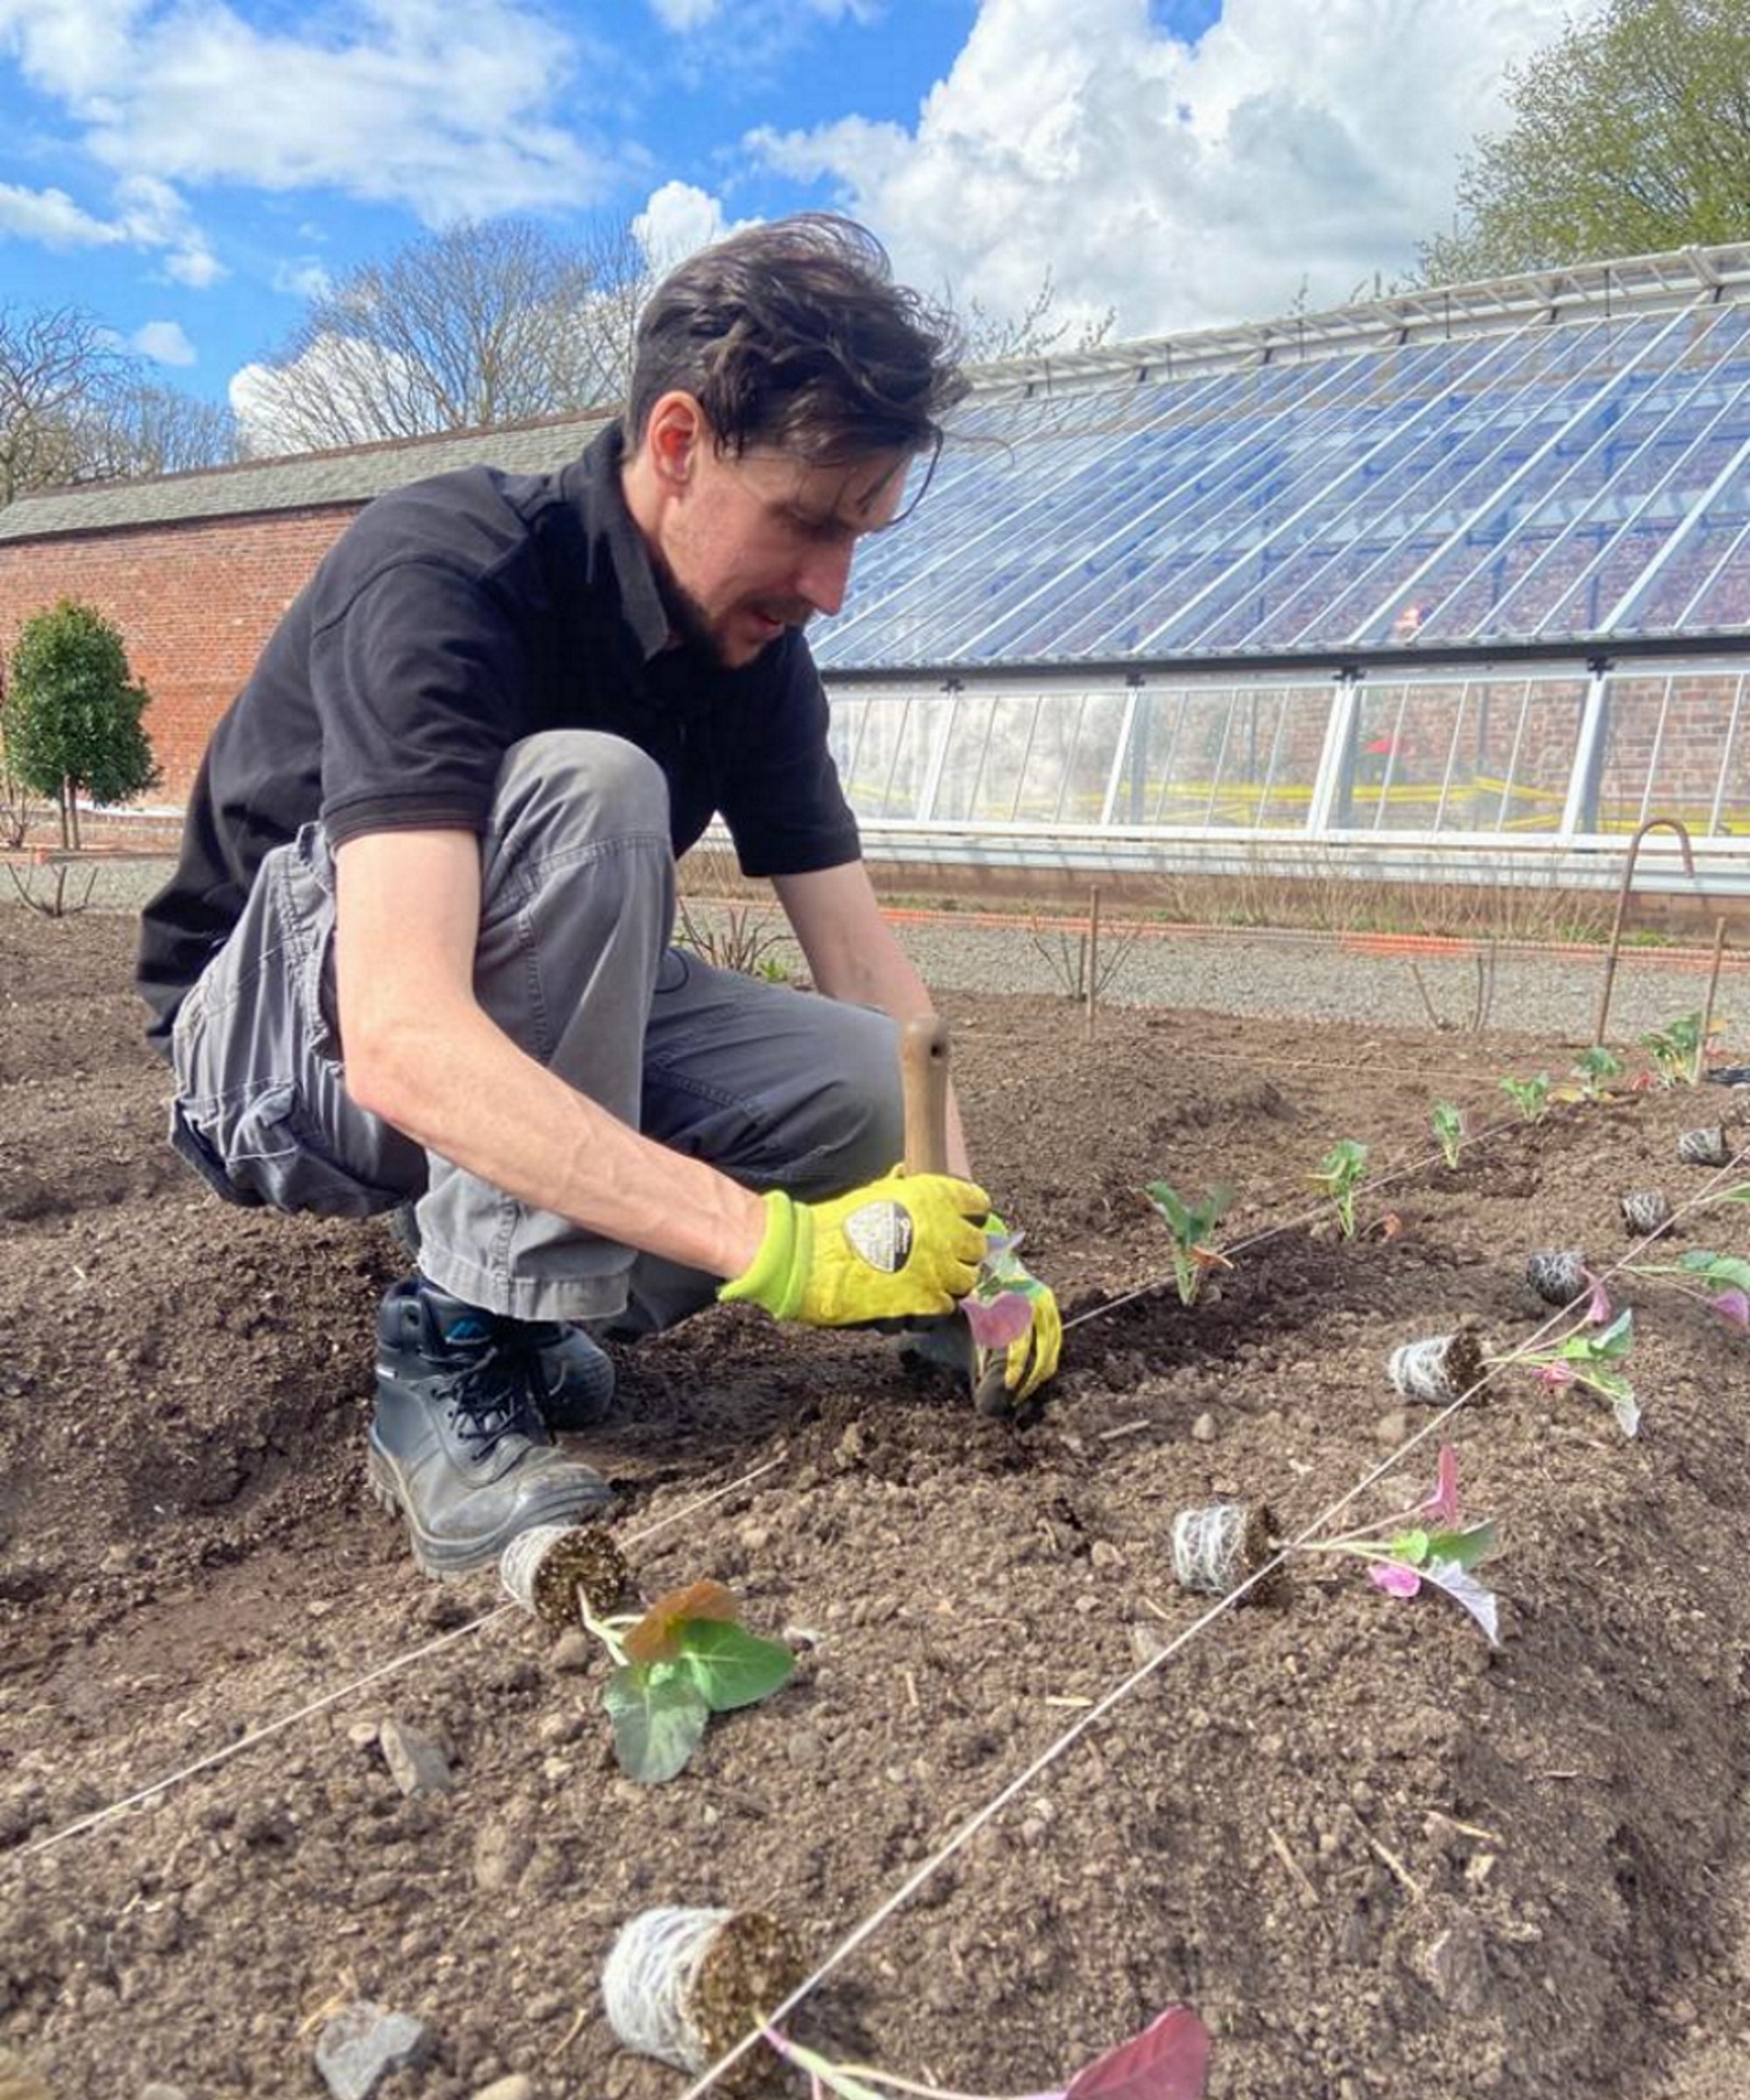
1064 2006 1212 2100
1419 1444 1460 1525
964 1289 1033 1348
1711 1288 1750 1332
1368 1561 1422 1599
1536 1362 1577 1390
1586 1273 1614 1326
1610 1388 1642 1438
1419 1558 1501 1645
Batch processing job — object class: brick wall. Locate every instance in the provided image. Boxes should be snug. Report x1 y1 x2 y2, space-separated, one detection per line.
0 507 358 803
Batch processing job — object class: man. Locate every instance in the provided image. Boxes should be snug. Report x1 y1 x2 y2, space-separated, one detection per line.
137 214 1060 1578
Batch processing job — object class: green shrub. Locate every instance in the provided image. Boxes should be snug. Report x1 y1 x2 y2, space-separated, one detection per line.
6 598 158 845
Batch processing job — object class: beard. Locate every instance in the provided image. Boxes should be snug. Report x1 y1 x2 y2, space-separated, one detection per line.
652 558 812 671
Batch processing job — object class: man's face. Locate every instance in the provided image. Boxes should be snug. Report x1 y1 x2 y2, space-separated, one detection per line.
652 436 911 669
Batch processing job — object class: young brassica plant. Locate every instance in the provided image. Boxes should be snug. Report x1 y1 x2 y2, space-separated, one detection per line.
1502 1308 1640 1437
1500 1072 1552 1124
1640 1011 1718 1087
581 1579 795 1784
1571 1046 1624 1100
1430 1102 1465 1170
1144 1180 1235 1306
1308 1139 1368 1240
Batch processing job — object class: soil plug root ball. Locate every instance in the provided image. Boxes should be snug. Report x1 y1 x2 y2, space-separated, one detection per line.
1388 1329 1484 1404
602 1907 804 2083
499 1523 628 1628
1620 1190 1673 1236
1525 1250 1589 1306
1677 1128 1730 1168
1171 1500 1279 1600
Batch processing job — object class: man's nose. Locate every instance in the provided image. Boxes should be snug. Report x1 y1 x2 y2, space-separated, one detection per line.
798 539 856 618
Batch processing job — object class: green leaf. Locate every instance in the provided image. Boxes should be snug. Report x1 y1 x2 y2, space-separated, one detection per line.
672 1620 796 1713
1425 1520 1497 1572
1591 1307 1635 1359
1391 1526 1432 1567
602 1662 710 1782
1681 1252 1750 1293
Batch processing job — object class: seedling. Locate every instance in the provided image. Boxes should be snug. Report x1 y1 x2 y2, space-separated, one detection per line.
1500 1309 1640 1437
963 1226 1046 1350
579 1579 795 1783
1308 1138 1369 1239
763 2002 1210 2100
1430 1102 1465 1170
1641 1011 1721 1087
1144 1180 1235 1306
1499 1071 1552 1124
1571 1046 1624 1101
1294 1445 1499 1645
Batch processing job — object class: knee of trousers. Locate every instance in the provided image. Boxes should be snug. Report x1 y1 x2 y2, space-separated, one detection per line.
487 731 673 867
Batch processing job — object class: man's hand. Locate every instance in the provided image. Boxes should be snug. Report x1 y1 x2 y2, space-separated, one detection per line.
720 1166 990 1326
979 1211 1061 1403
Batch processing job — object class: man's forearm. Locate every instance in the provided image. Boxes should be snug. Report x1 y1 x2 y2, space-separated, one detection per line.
346 995 768 1278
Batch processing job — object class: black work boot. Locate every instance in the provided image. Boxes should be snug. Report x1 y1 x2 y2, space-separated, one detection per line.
368 1278 612 1578
374 1276 616 1432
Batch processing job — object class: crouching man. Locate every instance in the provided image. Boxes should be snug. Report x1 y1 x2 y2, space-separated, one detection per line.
137 214 1060 1578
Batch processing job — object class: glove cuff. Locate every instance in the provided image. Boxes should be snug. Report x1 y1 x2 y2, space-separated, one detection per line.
718 1190 811 1320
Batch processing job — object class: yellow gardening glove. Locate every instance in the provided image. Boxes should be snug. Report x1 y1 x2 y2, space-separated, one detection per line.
720 1166 990 1326
974 1210 1062 1403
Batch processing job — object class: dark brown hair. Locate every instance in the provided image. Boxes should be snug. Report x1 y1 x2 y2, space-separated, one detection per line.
626 214 965 465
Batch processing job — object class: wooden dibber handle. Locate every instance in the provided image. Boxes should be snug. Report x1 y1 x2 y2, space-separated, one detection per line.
899 1015 1015 1417
900 1013 952 1174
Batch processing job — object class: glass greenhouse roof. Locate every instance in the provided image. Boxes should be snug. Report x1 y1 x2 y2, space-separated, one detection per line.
815 252 1750 672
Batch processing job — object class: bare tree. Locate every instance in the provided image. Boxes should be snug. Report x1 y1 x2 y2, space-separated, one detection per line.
957 269 1116 364
244 218 651 452
0 305 239 502
0 306 122 507
85 382 242 480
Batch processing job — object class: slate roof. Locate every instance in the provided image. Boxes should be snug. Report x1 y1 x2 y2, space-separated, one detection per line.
0 409 612 542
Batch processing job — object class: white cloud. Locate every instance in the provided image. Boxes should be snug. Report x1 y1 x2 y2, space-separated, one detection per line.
130 317 195 364
0 179 122 248
271 257 334 300
748 0 1612 339
632 180 732 271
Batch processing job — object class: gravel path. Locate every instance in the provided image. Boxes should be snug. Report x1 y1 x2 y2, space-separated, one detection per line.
10 857 1744 1053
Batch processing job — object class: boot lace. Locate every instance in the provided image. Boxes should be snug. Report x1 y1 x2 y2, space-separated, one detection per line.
438 1343 545 1459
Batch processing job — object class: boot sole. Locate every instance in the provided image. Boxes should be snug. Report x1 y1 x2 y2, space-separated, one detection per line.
365 1438 612 1579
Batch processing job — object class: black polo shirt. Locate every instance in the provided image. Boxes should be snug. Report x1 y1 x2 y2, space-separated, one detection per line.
137 423 862 1050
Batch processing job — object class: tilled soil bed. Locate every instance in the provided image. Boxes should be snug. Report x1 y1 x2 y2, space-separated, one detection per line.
4 908 1750 2100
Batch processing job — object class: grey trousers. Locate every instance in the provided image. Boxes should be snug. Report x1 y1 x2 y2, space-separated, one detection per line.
169 730 906 1328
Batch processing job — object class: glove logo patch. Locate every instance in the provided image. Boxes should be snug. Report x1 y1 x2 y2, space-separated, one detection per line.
843 1200 913 1274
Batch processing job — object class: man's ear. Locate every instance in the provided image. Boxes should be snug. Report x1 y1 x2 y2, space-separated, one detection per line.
643 391 708 494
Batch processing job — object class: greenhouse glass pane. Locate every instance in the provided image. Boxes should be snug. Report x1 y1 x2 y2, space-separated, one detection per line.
1117 682 1328 829
1596 672 1749 834
837 690 952 820
1347 678 1583 834
1682 536 1750 630
932 692 1044 822
990 690 1130 822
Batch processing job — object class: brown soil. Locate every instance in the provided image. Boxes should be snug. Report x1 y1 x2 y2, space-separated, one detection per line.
4 909 1750 2100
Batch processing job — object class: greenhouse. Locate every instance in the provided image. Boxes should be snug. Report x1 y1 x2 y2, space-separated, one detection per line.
813 242 1750 899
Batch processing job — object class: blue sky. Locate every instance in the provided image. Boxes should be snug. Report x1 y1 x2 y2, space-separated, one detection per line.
0 0 1599 434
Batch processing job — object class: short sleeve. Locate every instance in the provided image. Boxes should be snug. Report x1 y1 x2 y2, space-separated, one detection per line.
718 639 862 876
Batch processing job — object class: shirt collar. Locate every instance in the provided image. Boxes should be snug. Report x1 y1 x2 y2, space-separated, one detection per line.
570 421 673 664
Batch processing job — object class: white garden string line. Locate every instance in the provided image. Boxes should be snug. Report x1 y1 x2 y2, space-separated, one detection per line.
1061 1090 1535 1338
675 1144 1750 2099
11 1452 790 1866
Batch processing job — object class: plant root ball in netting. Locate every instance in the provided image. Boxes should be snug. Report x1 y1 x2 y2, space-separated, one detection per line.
499 1523 629 1628
602 1906 805 2087
1620 1189 1673 1237
1677 1128 1730 1168
1388 1328 1485 1404
1171 1500 1283 1601
1525 1250 1589 1307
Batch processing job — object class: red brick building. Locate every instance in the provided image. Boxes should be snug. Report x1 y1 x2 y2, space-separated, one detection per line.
0 410 608 805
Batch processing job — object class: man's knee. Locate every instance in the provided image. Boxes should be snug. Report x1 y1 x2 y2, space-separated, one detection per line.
490 731 671 860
